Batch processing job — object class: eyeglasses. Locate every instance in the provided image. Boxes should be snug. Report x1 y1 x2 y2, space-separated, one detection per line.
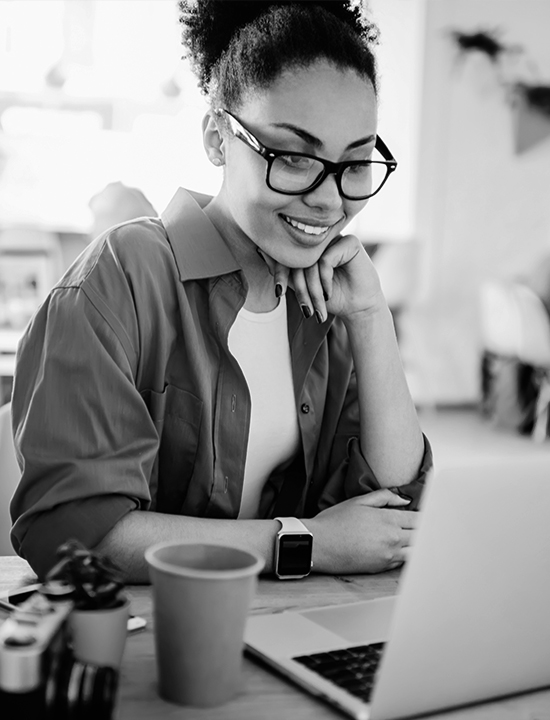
215 108 397 201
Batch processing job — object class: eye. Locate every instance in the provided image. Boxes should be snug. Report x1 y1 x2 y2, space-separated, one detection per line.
279 154 316 171
346 163 371 176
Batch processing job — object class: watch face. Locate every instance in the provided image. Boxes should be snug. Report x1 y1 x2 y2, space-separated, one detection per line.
277 534 313 577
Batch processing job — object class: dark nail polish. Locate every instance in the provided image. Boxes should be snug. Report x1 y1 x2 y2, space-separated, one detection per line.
315 310 324 324
301 304 312 319
275 283 283 298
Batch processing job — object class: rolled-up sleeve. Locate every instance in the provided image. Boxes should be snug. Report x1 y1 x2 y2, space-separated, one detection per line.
307 329 433 514
10 280 159 578
316 434 433 512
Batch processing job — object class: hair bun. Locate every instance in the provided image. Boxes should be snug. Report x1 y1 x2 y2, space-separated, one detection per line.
179 1 373 93
178 1 270 92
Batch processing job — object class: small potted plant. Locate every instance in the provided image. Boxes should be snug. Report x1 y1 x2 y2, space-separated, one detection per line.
44 539 130 667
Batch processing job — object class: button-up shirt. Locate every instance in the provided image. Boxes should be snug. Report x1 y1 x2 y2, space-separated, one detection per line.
11 188 432 578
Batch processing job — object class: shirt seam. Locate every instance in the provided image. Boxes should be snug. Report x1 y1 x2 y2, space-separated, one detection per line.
77 283 138 371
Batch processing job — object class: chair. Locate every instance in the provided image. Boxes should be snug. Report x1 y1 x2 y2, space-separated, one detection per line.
480 280 550 441
480 280 550 366
0 402 20 555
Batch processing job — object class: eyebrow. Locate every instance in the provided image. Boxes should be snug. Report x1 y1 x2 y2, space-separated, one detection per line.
270 122 376 151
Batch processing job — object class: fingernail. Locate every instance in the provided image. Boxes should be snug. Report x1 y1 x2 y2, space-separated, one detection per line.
301 304 312 319
315 310 324 324
390 488 412 501
275 283 283 298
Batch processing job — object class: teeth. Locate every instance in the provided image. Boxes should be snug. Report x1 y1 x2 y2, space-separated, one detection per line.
284 216 329 236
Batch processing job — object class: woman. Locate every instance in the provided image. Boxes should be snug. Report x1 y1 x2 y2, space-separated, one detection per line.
11 1 431 582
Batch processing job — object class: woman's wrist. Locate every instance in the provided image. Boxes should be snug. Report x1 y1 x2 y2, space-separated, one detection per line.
299 516 330 574
339 294 392 330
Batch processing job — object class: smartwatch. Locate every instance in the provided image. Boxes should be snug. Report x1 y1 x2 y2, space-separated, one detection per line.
274 517 313 580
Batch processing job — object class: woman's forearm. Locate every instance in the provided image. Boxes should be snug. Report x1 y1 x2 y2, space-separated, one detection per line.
95 510 280 583
343 301 424 487
95 494 416 583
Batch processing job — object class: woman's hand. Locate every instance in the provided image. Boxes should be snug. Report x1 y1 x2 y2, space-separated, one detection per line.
260 233 386 321
303 489 418 574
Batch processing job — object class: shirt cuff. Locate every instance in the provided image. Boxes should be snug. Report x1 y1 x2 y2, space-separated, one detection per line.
13 495 136 580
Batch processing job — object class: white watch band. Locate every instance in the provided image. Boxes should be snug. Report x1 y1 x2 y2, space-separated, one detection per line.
275 517 310 534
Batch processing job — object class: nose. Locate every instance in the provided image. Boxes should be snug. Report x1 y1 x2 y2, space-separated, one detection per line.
302 171 343 212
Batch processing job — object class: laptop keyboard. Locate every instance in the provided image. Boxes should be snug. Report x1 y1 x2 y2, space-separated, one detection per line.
293 642 385 702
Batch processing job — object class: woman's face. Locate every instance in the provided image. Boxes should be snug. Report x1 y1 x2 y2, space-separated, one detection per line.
213 60 378 268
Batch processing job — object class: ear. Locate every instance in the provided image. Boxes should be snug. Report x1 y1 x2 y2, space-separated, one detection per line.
202 111 226 167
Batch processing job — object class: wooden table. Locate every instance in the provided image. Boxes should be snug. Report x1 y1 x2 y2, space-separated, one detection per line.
1 555 550 719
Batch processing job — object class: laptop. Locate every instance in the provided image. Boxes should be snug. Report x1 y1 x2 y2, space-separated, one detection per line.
245 458 550 719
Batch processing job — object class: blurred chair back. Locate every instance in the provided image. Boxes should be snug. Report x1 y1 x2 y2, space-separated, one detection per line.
0 402 20 555
480 280 550 366
480 280 550 442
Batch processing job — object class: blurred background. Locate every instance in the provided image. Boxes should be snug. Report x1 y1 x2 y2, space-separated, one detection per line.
2 0 550 456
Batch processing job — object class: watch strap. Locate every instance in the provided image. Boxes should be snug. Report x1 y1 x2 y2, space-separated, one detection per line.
274 517 311 534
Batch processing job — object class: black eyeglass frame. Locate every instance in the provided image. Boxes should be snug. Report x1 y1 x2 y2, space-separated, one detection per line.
214 108 398 201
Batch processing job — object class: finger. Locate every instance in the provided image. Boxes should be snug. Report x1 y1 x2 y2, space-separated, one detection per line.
273 263 290 298
398 510 419 530
387 555 406 571
390 534 414 567
400 528 416 547
256 247 277 276
256 248 290 299
291 267 314 319
382 493 412 508
318 257 335 303
358 489 411 508
322 233 362 266
304 264 327 323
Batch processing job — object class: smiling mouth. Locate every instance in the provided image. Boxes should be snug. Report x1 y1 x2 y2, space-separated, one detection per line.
281 214 338 236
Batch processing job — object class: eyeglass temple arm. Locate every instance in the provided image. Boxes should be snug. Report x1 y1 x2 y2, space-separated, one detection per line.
215 108 267 156
375 135 397 166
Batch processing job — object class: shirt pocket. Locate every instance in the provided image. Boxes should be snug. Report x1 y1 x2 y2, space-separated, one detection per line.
142 384 203 513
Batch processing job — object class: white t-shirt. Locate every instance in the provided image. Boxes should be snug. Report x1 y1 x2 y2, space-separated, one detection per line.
227 296 300 518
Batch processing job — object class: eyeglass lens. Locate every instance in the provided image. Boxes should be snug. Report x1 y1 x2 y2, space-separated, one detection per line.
269 152 388 199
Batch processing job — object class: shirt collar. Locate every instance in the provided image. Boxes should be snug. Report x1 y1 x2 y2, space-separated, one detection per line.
161 187 241 282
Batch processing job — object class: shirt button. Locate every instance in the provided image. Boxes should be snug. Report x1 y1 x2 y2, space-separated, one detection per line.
301 403 310 414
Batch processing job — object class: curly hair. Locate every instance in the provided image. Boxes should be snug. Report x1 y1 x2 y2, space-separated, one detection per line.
178 1 379 109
